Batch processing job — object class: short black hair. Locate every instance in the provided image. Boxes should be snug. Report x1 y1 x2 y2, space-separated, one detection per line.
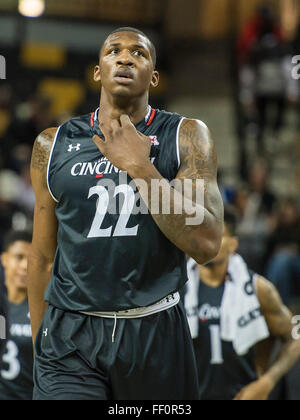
2 230 32 252
101 26 157 67
224 206 238 237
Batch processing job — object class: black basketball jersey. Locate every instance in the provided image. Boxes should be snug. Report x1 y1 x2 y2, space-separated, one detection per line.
0 299 33 400
192 277 257 400
47 107 188 312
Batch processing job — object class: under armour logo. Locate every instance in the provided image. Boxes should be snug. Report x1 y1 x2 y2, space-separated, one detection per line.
149 136 159 146
42 328 48 337
68 143 81 152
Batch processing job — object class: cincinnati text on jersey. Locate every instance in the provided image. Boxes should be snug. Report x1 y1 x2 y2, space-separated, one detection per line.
71 156 156 177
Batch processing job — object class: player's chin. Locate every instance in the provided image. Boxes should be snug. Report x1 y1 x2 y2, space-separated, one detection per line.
16 282 28 290
112 85 140 97
205 255 225 267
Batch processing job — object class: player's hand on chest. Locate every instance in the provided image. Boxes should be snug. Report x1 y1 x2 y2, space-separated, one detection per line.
93 115 151 172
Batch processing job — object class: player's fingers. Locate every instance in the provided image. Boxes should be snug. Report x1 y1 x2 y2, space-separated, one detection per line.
93 134 104 143
120 114 135 130
137 131 151 141
110 119 121 134
93 135 106 152
137 131 152 148
99 121 113 141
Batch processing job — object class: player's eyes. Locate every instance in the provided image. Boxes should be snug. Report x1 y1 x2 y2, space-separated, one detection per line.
107 48 145 57
109 48 119 55
133 50 144 57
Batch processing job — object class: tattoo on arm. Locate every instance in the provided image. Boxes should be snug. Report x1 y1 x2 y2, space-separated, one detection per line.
178 119 217 184
177 119 223 223
31 128 57 173
138 118 223 262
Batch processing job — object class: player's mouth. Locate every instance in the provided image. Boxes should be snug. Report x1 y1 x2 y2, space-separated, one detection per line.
18 274 27 284
114 69 134 85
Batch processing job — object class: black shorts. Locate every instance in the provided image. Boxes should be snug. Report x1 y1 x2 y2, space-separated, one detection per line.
33 303 199 400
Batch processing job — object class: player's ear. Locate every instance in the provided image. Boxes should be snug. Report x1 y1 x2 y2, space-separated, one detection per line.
1 253 7 270
150 70 159 88
229 237 239 254
94 65 101 83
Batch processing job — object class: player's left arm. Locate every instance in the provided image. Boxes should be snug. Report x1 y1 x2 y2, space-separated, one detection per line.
135 118 224 264
94 116 223 264
173 118 224 263
235 276 300 400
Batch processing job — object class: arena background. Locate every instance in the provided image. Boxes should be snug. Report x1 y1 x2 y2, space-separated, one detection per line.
0 0 300 400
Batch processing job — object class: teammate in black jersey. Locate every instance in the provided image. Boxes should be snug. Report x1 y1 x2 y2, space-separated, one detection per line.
28 27 223 400
0 231 33 400
185 207 300 400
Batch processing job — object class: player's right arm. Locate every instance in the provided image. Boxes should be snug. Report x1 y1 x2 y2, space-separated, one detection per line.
28 128 58 344
234 276 300 400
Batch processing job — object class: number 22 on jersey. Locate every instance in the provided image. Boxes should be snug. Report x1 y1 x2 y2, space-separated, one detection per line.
87 185 139 238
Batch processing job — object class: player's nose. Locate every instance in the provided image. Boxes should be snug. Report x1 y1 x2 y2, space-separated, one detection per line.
20 256 28 272
117 50 134 66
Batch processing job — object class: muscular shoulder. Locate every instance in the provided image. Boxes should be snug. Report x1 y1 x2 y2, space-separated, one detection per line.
256 275 284 314
178 118 217 179
31 128 58 173
256 275 293 339
180 118 210 141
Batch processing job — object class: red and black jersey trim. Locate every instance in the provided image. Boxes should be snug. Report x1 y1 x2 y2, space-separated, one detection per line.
146 108 156 126
90 106 156 128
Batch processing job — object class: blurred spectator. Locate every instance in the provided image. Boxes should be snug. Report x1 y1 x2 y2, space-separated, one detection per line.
0 168 33 250
0 85 13 171
265 197 300 307
293 21 300 53
249 24 291 153
293 22 300 134
235 159 276 274
217 171 237 206
17 163 35 214
236 5 283 65
234 6 288 177
0 94 54 171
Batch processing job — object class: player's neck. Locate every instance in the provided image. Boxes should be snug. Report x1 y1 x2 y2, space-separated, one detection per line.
200 260 229 288
6 285 27 305
98 89 149 125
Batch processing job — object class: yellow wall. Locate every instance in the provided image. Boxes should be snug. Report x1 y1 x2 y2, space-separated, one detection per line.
199 0 231 39
197 0 288 39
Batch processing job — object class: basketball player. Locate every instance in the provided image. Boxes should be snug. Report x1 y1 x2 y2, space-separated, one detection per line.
28 27 224 400
185 207 300 400
0 231 33 400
